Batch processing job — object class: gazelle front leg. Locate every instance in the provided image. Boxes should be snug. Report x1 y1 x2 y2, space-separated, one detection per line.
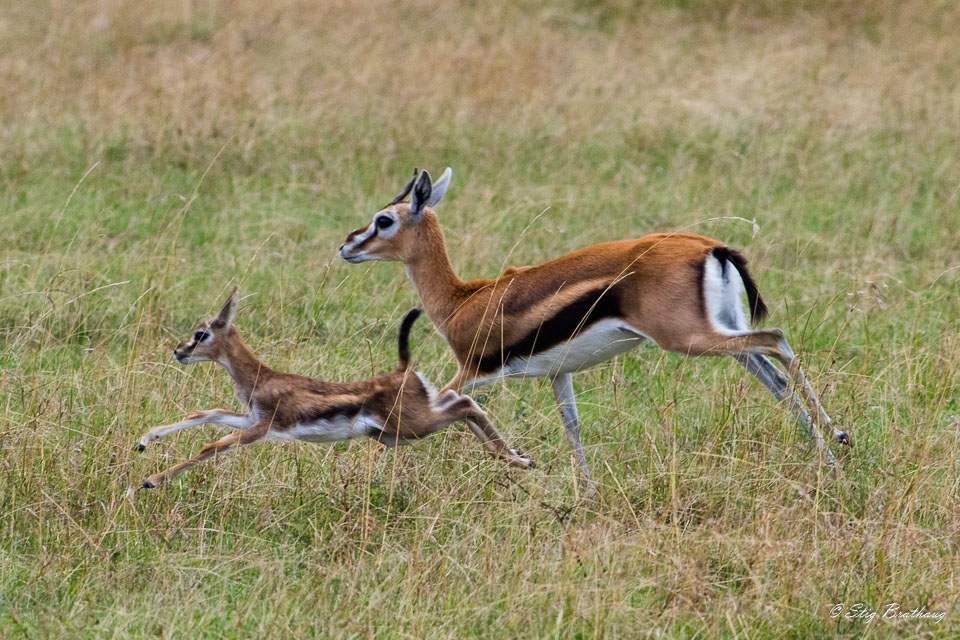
552 373 597 498
134 409 253 451
141 420 270 488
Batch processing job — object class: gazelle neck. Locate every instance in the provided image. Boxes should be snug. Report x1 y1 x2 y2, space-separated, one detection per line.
404 212 468 330
216 331 272 398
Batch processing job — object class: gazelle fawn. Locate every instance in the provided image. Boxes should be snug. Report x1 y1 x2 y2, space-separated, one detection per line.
135 288 532 488
339 168 850 496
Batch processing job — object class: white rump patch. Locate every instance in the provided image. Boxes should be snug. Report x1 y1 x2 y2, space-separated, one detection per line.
703 255 750 335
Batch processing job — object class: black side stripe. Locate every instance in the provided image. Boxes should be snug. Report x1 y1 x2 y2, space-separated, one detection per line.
297 403 363 424
692 258 707 321
474 286 624 374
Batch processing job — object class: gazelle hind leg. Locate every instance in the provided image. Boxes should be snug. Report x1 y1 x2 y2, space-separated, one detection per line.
736 353 833 461
684 328 844 457
768 334 850 446
702 259 849 448
552 373 596 498
140 420 270 488
375 409 456 447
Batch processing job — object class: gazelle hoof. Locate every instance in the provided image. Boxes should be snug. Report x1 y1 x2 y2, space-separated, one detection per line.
133 443 146 452
835 431 852 447
141 480 156 489
580 481 599 501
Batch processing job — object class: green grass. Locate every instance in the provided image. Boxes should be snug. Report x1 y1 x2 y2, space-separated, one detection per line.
2 0 959 637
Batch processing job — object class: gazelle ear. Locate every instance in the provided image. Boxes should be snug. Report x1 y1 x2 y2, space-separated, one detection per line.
426 167 452 207
216 287 238 328
409 170 433 221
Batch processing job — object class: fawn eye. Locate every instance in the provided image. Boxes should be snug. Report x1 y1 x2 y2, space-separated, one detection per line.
375 216 394 229
193 330 209 342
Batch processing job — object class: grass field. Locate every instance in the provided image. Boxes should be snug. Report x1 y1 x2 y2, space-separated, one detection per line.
2 0 959 637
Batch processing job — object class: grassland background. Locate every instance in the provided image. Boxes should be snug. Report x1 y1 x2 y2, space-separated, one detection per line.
1 0 959 637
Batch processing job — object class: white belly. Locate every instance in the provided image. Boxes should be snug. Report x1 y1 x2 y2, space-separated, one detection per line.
265 413 382 443
465 319 649 390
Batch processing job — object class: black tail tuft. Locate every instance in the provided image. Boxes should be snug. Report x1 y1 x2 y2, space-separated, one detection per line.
397 308 422 368
712 247 769 325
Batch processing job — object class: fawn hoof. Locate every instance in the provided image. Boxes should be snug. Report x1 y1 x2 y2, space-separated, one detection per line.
835 431 852 447
133 443 146 452
141 479 156 489
510 449 535 469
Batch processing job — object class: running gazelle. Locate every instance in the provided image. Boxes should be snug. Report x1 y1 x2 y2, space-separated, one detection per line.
339 168 851 494
135 288 532 488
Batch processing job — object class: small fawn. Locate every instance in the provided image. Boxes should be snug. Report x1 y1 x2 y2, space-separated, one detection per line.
135 288 532 488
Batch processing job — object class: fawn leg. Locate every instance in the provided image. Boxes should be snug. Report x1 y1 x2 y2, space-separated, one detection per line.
135 409 253 450
444 395 533 469
140 420 270 488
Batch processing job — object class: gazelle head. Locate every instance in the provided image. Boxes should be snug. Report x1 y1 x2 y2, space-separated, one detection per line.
173 288 238 364
339 167 452 263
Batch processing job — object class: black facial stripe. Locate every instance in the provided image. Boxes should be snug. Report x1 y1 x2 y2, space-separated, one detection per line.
352 228 377 249
474 286 624 374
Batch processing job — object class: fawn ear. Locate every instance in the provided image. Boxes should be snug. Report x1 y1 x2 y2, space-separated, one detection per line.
216 287 238 328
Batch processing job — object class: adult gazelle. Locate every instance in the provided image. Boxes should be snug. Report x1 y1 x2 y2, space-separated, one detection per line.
340 168 849 495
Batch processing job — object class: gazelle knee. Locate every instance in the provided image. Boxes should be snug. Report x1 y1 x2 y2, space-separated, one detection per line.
446 394 482 417
774 330 796 361
436 390 463 411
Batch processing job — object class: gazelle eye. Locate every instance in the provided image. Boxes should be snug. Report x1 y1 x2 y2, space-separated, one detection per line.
375 216 394 229
193 330 209 342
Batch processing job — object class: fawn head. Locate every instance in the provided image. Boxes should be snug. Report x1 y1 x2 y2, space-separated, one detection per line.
173 288 238 364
